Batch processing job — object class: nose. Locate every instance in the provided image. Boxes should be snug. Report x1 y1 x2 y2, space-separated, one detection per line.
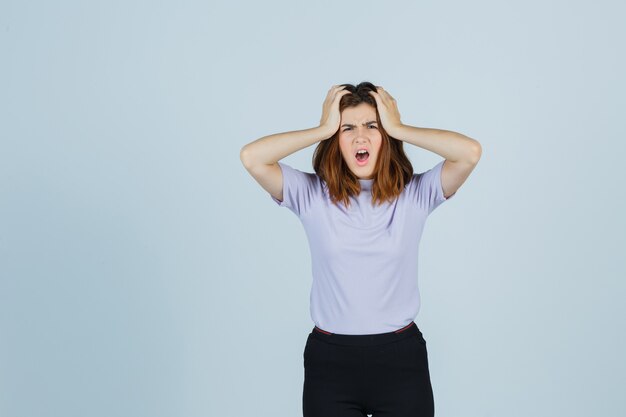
354 127 370 141
355 136 370 147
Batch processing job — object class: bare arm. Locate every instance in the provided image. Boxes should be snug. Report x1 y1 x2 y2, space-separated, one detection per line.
239 85 350 202
239 127 333 203
368 86 482 200
390 125 481 199
239 125 334 168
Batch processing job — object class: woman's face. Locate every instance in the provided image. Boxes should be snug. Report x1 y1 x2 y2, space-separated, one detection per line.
338 103 383 180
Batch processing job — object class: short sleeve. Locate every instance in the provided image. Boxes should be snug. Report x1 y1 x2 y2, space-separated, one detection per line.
413 159 456 214
270 162 320 217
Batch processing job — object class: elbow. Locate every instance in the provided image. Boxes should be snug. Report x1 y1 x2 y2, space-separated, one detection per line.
240 145 253 168
468 140 482 164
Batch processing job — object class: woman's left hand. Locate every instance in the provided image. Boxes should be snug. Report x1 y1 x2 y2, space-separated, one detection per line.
368 86 403 136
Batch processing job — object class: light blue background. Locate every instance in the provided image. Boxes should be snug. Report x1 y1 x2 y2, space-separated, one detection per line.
1 1 624 416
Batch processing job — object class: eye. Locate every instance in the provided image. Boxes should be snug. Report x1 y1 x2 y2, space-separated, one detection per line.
368 124 377 129
342 127 351 132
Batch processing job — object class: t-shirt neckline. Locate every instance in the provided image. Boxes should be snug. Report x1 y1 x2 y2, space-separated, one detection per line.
358 178 374 191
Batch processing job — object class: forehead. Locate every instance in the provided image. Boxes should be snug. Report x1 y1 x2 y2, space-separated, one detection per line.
341 103 376 122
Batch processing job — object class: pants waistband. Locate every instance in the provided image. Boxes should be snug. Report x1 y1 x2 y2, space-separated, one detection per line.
310 321 421 347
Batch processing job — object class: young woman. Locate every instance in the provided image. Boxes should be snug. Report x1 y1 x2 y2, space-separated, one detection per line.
240 82 481 417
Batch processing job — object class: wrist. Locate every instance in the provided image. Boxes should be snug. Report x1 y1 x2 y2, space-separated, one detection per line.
316 124 338 140
385 123 406 139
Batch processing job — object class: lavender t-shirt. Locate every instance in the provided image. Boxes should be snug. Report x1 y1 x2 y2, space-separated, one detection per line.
271 160 455 335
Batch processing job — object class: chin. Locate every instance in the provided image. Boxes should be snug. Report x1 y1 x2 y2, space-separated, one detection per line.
352 167 375 177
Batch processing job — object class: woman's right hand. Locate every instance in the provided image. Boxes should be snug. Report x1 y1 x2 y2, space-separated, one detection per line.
319 85 351 140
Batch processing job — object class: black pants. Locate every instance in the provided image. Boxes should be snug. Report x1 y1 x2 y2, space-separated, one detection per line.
303 321 434 417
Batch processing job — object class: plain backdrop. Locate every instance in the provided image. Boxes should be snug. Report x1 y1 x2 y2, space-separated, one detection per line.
1 1 625 416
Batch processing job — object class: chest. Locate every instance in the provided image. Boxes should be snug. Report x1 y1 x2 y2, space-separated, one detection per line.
300 192 427 259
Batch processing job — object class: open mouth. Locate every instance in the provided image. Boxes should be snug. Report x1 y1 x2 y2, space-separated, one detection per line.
355 149 370 165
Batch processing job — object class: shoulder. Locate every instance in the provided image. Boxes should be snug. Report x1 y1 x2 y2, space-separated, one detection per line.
272 162 325 216
278 161 323 188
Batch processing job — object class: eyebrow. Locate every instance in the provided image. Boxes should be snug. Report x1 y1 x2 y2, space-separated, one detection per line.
340 120 378 128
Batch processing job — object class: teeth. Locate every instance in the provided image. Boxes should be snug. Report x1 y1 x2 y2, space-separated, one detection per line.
356 150 368 154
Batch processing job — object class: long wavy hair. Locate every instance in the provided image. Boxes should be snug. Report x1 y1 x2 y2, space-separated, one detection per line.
312 81 415 209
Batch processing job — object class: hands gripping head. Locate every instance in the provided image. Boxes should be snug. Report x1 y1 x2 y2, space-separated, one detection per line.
335 82 384 179
314 82 387 181
320 83 381 134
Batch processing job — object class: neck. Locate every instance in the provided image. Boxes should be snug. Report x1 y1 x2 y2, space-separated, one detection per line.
358 177 374 191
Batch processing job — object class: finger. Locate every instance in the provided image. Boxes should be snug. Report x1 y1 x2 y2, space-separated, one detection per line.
377 89 394 102
334 89 351 101
326 86 344 99
368 90 381 103
370 89 384 100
